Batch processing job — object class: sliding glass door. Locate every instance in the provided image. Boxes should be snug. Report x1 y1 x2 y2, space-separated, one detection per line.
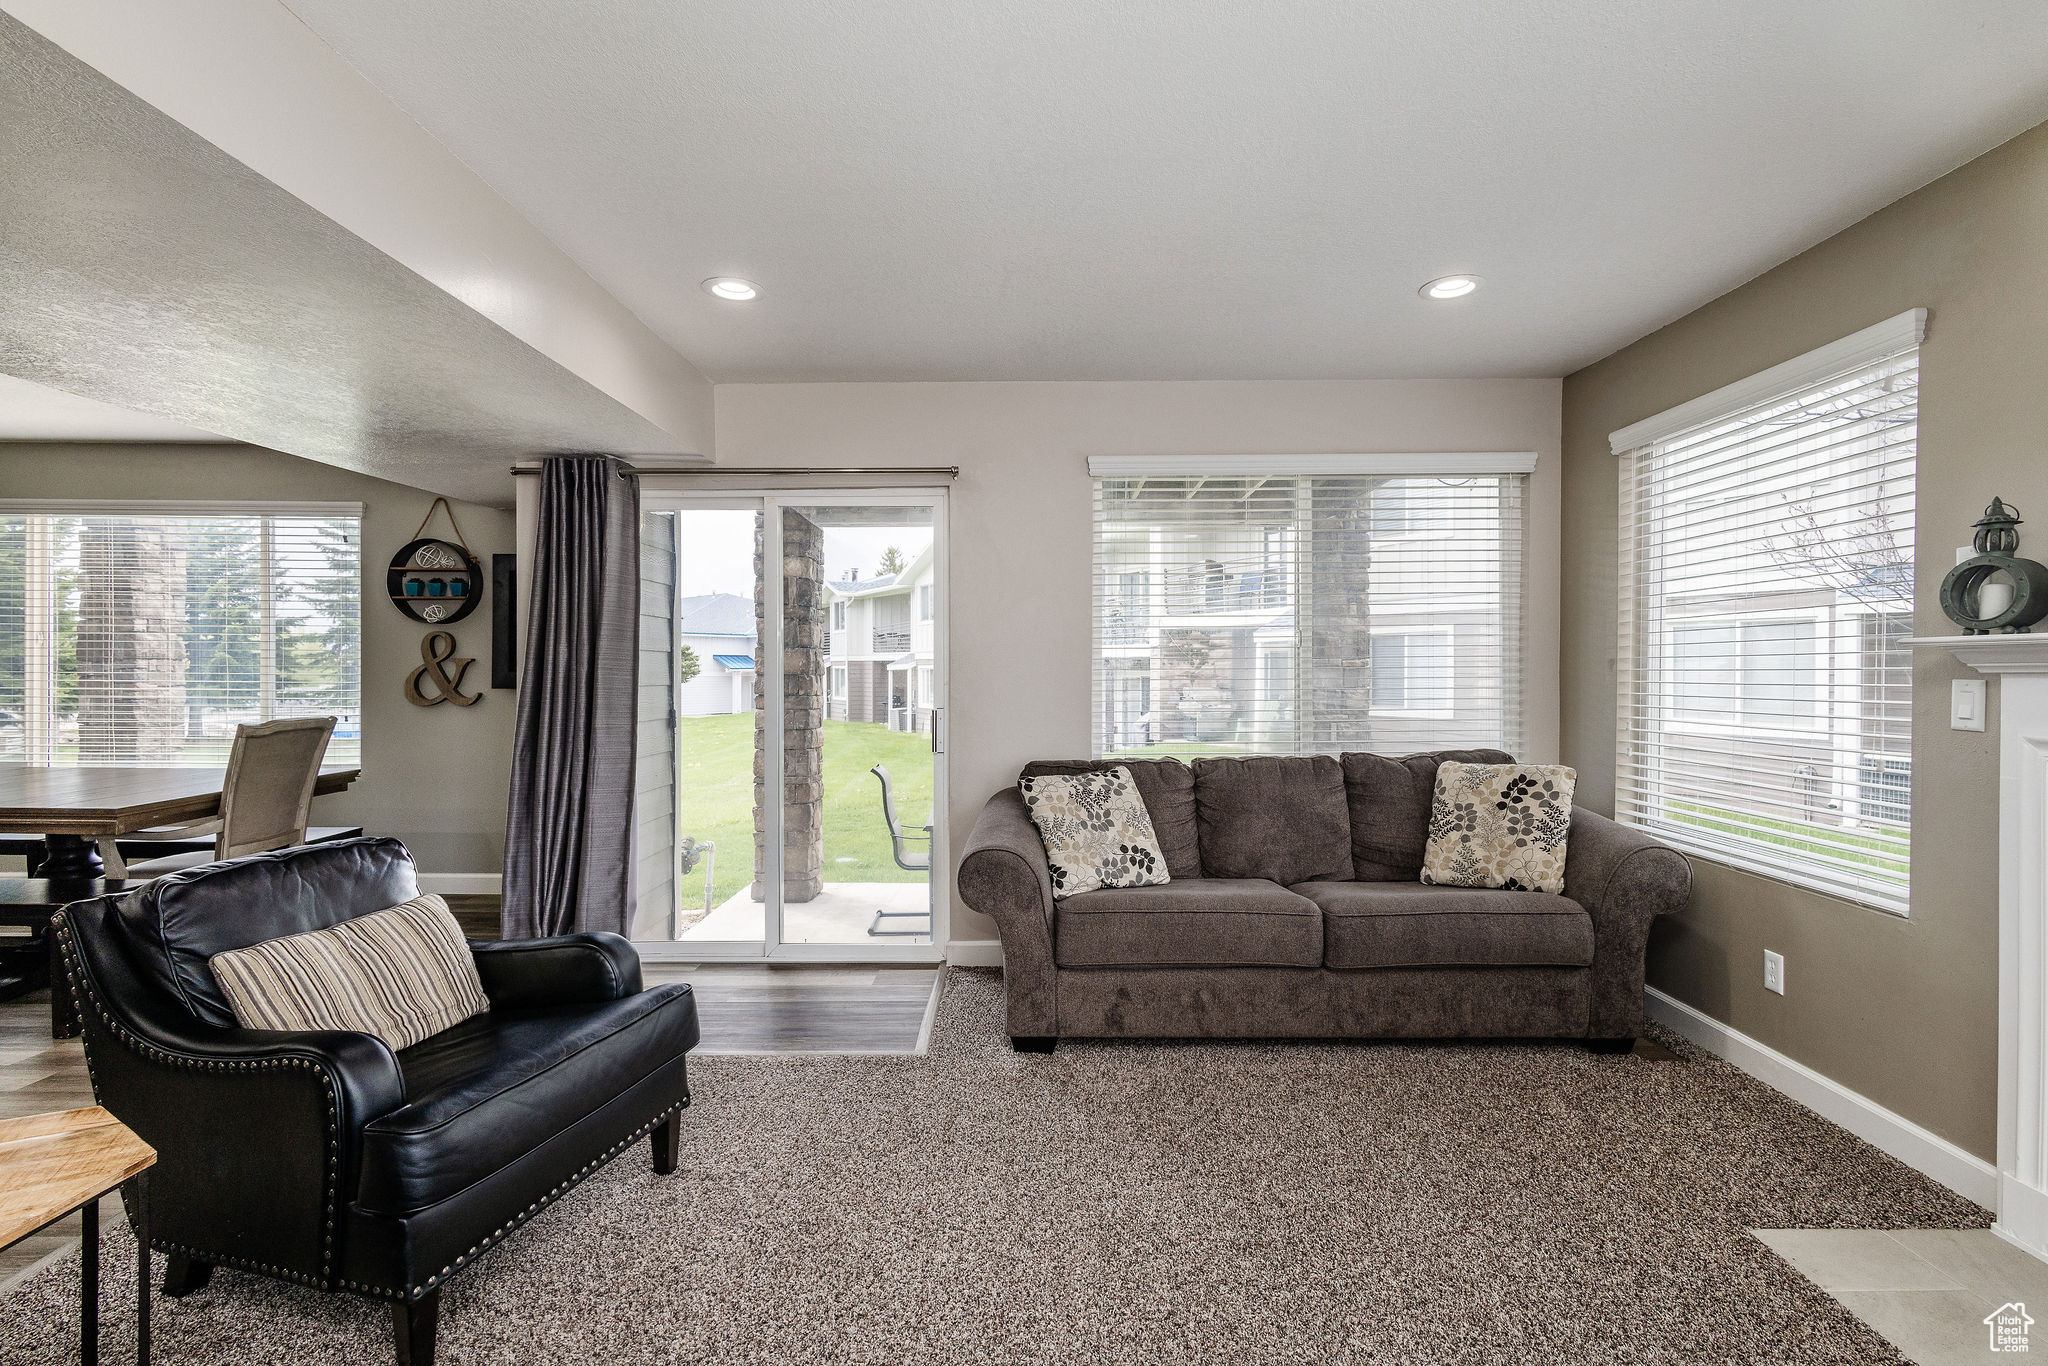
633 491 945 961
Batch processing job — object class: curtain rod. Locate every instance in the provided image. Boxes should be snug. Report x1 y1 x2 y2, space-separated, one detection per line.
510 463 959 478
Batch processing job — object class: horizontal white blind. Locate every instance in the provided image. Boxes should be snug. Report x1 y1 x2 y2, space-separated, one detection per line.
1092 473 1523 759
0 507 362 767
1616 345 1917 911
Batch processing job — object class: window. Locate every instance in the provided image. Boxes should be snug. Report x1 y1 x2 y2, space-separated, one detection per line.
832 600 847 630
1089 456 1528 757
917 583 933 621
0 501 363 767
1369 629 1453 715
916 665 934 707
1613 310 1919 911
829 664 847 700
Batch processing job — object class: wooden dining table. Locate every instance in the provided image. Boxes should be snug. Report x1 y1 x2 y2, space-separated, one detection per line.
0 764 362 882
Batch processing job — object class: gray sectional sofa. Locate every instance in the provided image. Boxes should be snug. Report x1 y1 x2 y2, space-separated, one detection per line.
957 750 1690 1052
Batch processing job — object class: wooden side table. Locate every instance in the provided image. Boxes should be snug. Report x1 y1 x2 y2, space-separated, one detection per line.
0 1107 156 1365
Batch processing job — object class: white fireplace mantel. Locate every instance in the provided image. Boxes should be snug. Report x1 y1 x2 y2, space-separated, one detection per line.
1914 633 2048 1257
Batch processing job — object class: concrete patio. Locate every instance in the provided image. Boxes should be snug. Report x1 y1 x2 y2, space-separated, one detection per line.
678 881 931 945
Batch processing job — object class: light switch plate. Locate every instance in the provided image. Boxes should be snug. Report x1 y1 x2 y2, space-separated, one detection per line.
1952 678 1987 732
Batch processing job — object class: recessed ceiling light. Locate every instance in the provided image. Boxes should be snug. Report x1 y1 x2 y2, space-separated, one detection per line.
703 277 759 301
1421 275 1480 300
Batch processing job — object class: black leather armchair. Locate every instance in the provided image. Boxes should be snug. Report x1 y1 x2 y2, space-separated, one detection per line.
53 837 699 1366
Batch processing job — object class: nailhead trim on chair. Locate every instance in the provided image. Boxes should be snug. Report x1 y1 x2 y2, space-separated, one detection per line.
58 912 695 1307
57 912 344 1289
335 1091 693 1303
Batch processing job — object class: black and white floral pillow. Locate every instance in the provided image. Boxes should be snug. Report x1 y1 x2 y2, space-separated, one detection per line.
1421 762 1576 894
1018 766 1171 898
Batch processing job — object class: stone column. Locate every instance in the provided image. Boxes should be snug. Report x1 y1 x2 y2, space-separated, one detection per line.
753 509 826 903
76 520 187 762
1305 483 1375 753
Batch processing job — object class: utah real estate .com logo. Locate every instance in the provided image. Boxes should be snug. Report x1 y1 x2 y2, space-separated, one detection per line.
1986 1302 2034 1352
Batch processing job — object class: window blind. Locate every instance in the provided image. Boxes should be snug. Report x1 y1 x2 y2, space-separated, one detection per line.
0 502 363 767
1090 471 1524 759
1614 333 1917 911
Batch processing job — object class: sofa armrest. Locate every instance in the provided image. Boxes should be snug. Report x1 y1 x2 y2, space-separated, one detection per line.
1563 806 1692 1040
956 789 1058 1037
471 932 643 1009
55 900 407 1288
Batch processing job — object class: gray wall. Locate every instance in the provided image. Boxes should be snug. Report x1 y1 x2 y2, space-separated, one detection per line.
1 441 515 873
1560 118 2048 1161
712 377 1565 946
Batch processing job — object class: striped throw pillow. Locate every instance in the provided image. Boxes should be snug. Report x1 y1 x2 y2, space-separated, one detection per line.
209 894 488 1051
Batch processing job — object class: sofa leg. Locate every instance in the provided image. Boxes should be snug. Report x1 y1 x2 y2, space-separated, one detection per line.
394 1289 440 1366
1584 1037 1637 1055
1010 1036 1057 1054
160 1254 213 1298
652 1113 681 1175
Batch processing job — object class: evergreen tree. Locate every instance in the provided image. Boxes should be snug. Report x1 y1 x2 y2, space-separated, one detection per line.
677 644 701 687
877 545 907 576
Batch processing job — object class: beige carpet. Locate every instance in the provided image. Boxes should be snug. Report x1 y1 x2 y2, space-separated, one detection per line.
0 970 1987 1364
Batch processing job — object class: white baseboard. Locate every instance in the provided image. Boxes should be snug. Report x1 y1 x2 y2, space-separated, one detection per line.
1646 986 1996 1208
418 874 503 896
945 939 1004 967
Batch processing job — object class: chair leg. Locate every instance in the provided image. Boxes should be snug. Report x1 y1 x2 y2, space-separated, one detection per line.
393 1289 440 1366
652 1113 681 1175
1010 1036 1057 1054
160 1254 213 1298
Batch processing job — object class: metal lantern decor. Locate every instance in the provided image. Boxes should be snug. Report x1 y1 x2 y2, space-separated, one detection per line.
387 497 482 625
1939 496 2048 634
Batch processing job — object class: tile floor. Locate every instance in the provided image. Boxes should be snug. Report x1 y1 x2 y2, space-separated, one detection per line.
1756 1227 2048 1362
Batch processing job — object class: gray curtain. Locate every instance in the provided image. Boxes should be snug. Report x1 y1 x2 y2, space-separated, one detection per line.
503 455 641 938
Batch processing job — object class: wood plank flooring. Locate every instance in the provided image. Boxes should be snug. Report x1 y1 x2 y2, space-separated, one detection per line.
0 900 939 1293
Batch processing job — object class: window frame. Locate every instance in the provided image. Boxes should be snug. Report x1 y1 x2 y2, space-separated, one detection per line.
0 498 365 769
1087 454 1534 760
1610 310 1922 915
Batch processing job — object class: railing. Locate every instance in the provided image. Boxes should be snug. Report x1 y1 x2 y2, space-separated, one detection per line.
873 629 911 652
1104 571 1289 622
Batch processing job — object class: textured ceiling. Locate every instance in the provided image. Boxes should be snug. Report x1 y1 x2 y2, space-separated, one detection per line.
0 11 686 504
0 373 221 441
281 0 2048 383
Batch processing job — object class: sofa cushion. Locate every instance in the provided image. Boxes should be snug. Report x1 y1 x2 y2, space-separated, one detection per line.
1020 759 1200 879
1055 878 1322 968
356 983 699 1216
1340 749 1514 880
1291 881 1594 970
1190 755 1352 884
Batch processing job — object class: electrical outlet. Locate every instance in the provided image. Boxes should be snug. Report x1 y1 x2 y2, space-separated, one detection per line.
1764 950 1785 996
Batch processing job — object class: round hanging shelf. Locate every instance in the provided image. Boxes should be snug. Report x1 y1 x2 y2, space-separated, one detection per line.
387 537 482 624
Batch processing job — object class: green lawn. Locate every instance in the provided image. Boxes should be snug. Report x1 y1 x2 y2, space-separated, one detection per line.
673 712 936 910
1665 800 1909 877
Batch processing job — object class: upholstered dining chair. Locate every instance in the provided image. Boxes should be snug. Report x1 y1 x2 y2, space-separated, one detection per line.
99 717 337 880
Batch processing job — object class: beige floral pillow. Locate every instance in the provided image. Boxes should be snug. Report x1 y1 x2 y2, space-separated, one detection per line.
1018 765 1171 898
1421 762 1576 894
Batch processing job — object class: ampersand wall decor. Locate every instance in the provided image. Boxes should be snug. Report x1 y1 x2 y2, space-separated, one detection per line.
405 630 481 707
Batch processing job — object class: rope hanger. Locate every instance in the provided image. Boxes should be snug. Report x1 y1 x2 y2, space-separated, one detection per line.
412 496 477 557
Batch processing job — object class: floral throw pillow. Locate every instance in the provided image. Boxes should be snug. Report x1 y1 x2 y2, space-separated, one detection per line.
1018 765 1171 898
1421 762 1576 894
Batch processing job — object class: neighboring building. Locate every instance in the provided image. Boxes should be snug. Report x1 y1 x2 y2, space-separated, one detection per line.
674 592 757 717
823 546 936 731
